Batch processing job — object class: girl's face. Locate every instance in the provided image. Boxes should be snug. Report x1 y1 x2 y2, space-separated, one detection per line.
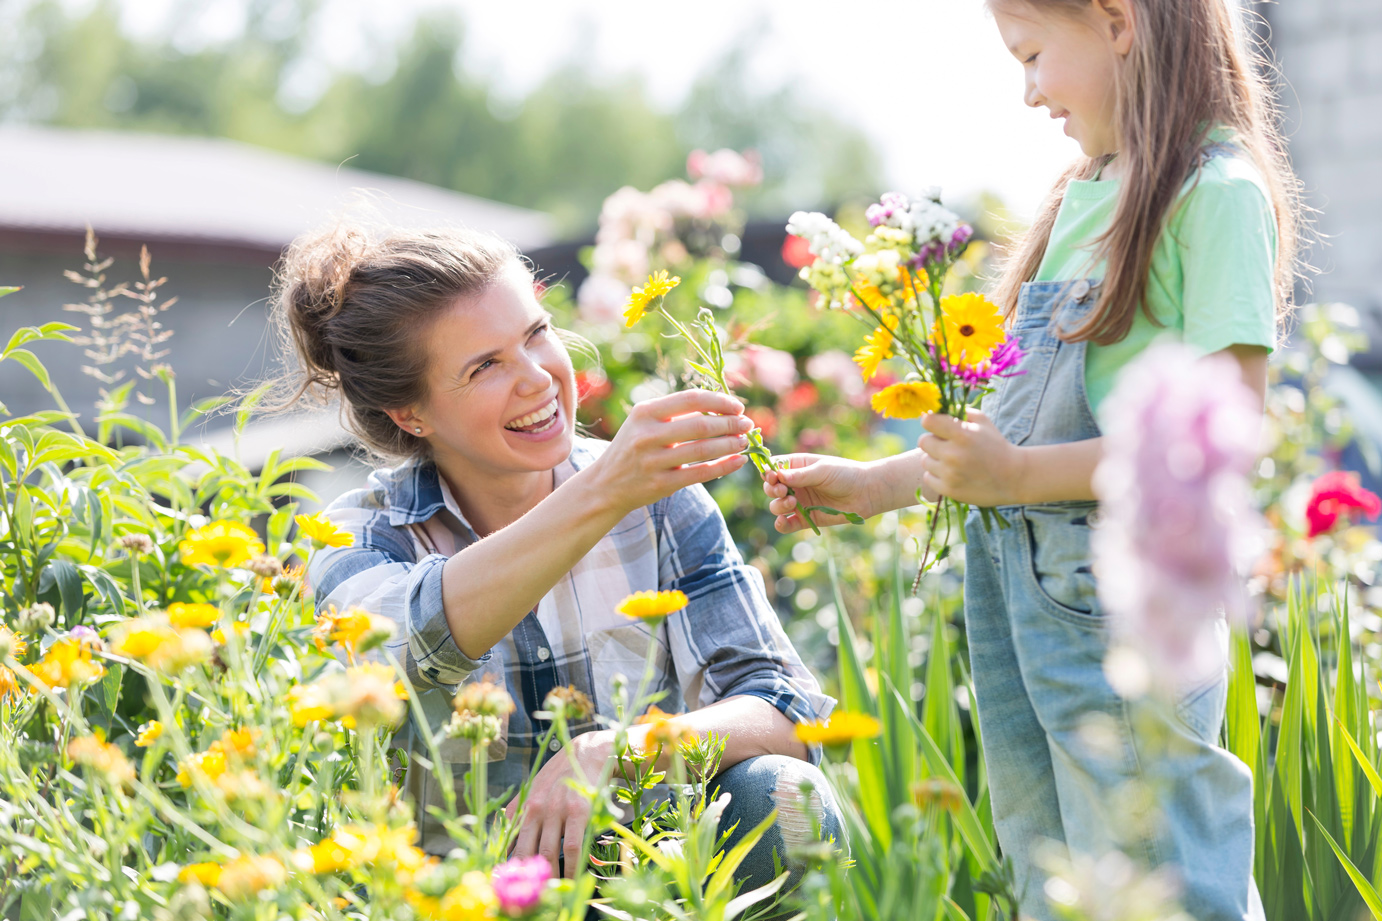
404 262 577 483
992 0 1133 160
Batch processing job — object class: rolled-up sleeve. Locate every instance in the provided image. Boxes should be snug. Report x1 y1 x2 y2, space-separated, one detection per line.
310 491 490 691
655 484 835 763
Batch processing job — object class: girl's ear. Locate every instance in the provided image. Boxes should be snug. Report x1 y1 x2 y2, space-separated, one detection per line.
384 406 428 438
1096 0 1136 55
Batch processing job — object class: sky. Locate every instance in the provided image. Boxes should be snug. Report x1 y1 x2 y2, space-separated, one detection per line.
120 0 1086 220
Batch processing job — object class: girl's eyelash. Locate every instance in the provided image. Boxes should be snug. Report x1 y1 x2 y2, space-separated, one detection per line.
1024 53 1038 64
472 325 547 377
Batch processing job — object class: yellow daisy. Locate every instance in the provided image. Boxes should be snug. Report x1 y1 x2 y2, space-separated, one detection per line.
623 270 681 327
168 602 220 629
178 862 223 887
870 381 942 420
295 512 354 549
932 292 1006 367
853 314 899 381
793 711 882 747
134 720 163 747
616 589 689 621
179 521 265 569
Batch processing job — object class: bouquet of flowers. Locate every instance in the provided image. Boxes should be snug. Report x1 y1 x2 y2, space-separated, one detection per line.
786 191 1026 583
622 272 864 535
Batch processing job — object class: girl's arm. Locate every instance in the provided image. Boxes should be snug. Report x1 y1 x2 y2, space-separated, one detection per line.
919 344 1269 506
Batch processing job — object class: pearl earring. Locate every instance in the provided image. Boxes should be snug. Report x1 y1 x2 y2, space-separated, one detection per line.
413 427 423 434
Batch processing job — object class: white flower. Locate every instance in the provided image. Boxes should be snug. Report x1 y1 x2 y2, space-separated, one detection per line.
786 211 863 265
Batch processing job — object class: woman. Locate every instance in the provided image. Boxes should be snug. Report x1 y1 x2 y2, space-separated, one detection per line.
275 223 841 892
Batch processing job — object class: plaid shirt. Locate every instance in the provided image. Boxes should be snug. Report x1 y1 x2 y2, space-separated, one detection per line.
310 437 833 811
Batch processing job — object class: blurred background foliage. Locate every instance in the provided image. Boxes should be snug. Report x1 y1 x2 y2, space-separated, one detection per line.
0 0 883 234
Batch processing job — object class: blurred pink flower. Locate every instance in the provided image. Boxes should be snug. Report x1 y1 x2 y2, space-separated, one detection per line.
725 345 798 395
687 148 763 187
491 855 550 916
1092 343 1263 684
805 350 864 397
577 274 632 326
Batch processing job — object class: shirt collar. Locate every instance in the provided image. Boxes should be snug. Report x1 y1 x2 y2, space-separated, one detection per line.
379 438 601 531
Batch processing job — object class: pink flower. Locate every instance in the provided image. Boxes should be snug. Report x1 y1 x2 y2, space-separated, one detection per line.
686 148 763 187
805 350 864 397
1092 343 1263 684
726 345 798 395
782 234 814 269
576 274 633 325
1305 470 1381 538
491 855 551 916
928 338 1026 391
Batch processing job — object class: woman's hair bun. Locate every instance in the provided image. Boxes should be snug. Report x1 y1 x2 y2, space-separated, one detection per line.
278 225 375 384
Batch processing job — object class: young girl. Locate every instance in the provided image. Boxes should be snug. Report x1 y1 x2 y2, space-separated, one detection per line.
765 1 1300 918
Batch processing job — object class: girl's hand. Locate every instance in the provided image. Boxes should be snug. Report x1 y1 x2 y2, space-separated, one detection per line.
763 454 876 534
918 411 1025 507
589 389 750 514
505 729 613 879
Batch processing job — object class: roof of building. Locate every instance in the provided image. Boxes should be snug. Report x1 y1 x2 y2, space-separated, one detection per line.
0 124 554 258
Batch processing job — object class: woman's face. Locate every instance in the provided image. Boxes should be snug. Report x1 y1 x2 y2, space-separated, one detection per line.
409 262 577 481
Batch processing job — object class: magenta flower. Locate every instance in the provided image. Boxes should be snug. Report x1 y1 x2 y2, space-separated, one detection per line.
1092 343 1262 685
928 337 1026 391
491 855 551 916
866 192 909 227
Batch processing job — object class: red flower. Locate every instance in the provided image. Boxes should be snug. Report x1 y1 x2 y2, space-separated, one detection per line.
747 406 778 441
1305 470 1382 538
782 234 814 270
780 382 819 415
575 369 612 403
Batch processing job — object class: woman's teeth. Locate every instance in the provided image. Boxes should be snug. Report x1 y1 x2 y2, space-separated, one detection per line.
505 399 558 432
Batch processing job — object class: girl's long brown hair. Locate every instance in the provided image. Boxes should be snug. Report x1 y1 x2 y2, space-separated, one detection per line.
990 0 1305 344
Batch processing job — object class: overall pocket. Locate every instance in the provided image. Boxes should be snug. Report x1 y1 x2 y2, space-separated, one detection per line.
1019 505 1103 628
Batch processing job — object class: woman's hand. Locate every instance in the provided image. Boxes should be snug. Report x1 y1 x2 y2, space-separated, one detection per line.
505 729 614 879
587 389 750 515
763 454 878 534
918 411 1025 507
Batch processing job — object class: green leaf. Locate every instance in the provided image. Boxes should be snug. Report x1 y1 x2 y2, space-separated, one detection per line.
80 565 127 617
0 285 21 298
4 321 75 354
1309 811 1382 919
3 348 52 391
1225 627 1262 774
705 808 779 901
1334 717 1382 801
236 380 275 435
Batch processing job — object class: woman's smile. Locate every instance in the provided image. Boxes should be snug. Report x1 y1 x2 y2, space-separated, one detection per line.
503 397 565 441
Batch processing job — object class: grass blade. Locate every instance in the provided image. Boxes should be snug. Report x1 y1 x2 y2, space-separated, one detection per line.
1309 811 1382 920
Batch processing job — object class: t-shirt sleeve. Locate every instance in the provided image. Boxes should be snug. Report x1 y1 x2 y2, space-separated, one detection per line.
1174 166 1278 357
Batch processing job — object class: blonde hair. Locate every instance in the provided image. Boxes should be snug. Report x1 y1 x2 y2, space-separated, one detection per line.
272 225 523 460
989 0 1305 344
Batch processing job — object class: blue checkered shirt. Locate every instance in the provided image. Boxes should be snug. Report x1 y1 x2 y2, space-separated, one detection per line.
309 437 833 814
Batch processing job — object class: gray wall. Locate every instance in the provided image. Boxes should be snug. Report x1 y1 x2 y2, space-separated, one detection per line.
1267 0 1382 341
0 248 279 433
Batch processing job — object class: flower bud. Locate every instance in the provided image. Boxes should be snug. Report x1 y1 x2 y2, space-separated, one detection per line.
16 603 55 635
543 685 594 722
116 533 155 556
452 677 515 719
244 555 282 580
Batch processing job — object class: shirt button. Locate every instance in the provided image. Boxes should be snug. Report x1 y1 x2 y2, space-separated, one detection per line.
1070 279 1091 301
537 646 551 661
549 739 561 752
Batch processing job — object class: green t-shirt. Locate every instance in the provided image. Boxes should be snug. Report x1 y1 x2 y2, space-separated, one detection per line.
1034 145 1278 416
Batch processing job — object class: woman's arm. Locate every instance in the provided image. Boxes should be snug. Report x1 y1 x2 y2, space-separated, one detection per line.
439 389 751 659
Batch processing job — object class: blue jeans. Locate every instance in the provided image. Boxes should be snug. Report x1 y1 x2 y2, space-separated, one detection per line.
965 279 1263 921
715 755 845 909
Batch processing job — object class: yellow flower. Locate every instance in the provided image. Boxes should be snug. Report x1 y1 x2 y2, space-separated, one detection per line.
295 511 355 549
623 270 681 327
0 667 19 700
932 292 1006 367
870 381 942 420
0 626 27 661
794 711 882 747
210 727 260 762
912 778 966 813
211 622 250 645
135 720 163 747
214 854 286 901
179 521 265 569
178 862 222 887
290 664 408 729
312 605 394 661
111 617 212 674
453 677 515 718
635 704 696 749
615 589 689 621
177 748 228 788
853 314 899 381
30 638 105 689
853 281 891 312
167 602 220 629
265 563 305 596
67 734 135 787
288 682 336 727
438 871 497 921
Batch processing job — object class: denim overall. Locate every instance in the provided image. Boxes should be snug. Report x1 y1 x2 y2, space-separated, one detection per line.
963 278 1264 921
